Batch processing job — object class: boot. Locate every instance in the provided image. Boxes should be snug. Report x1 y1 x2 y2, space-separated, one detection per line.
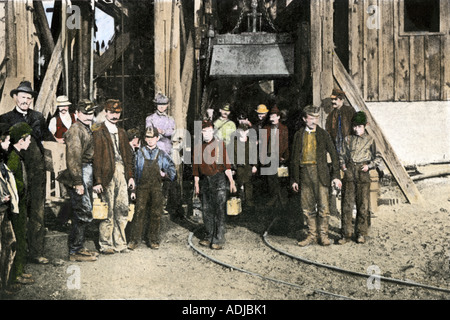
298 215 317 247
318 215 331 246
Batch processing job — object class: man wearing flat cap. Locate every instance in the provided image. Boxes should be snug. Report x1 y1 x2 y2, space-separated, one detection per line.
93 99 134 254
0 80 54 265
290 105 342 247
213 102 236 145
48 95 76 143
60 99 99 262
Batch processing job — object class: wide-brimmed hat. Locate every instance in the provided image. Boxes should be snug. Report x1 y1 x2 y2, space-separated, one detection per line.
153 93 169 105
9 122 32 144
10 81 37 98
269 106 280 116
104 99 122 113
256 104 269 114
77 99 96 115
56 95 72 107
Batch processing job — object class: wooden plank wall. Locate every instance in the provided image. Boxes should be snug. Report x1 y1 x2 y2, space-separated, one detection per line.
348 0 450 102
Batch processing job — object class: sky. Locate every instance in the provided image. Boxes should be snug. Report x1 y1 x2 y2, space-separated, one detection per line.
42 0 115 53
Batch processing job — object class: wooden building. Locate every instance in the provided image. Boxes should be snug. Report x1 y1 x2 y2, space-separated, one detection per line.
1 0 449 204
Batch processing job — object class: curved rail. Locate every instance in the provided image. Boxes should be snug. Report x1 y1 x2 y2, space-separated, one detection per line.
263 218 450 295
187 230 354 300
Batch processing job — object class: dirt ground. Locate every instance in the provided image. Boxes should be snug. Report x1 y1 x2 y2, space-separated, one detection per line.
2 165 450 304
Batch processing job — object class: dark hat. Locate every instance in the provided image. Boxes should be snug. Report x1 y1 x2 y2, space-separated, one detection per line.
237 111 248 120
10 81 37 98
145 125 159 138
303 105 320 117
331 88 345 99
220 103 231 112
202 119 213 129
9 122 32 144
127 128 141 141
269 106 280 115
153 93 169 105
104 99 122 113
0 124 10 139
77 99 96 114
56 95 72 107
352 111 367 125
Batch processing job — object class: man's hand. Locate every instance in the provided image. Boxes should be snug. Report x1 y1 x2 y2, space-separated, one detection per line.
93 184 103 194
332 179 342 189
292 182 299 193
194 181 200 196
361 164 369 172
74 185 85 196
230 180 237 194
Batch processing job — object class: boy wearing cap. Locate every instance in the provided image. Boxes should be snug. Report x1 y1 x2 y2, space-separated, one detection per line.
193 120 237 250
338 111 382 244
60 99 99 262
214 103 236 145
93 99 134 254
48 95 76 143
7 122 34 285
0 123 20 296
291 105 342 247
127 125 176 250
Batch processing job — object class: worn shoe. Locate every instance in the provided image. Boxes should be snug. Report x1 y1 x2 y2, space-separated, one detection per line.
32 256 49 264
78 248 99 257
199 240 210 247
297 235 316 247
320 236 331 246
356 235 365 244
211 244 223 250
100 248 115 255
127 241 139 250
149 243 160 250
69 253 98 262
337 237 351 245
15 275 34 285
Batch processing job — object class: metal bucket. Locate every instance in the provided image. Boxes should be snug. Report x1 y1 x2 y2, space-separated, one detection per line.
277 166 289 177
92 198 108 220
227 197 242 216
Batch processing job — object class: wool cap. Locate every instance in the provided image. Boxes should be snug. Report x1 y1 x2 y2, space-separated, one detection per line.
77 99 96 114
330 88 345 99
220 103 231 112
352 111 367 125
10 122 32 144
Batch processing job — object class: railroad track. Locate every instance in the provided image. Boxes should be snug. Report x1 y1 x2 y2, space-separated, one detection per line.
188 217 450 300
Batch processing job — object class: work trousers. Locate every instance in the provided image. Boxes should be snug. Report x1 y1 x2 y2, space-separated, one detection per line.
235 166 254 206
0 208 16 290
341 162 371 237
68 163 94 254
300 165 330 236
200 172 227 245
99 162 129 252
10 196 27 281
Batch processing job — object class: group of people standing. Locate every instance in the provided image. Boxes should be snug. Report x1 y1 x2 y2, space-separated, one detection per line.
195 88 382 251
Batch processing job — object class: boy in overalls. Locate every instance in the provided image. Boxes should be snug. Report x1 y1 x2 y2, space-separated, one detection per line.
128 125 176 250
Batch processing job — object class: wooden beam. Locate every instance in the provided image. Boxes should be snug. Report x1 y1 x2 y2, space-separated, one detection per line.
33 0 55 58
35 34 63 118
333 53 424 205
93 32 130 77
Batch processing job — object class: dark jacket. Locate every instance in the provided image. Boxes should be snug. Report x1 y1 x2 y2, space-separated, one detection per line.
93 122 133 188
325 104 356 147
60 121 94 187
263 122 289 163
290 125 340 187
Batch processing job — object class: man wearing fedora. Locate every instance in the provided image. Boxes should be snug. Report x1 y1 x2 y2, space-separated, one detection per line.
48 95 77 143
290 105 342 247
93 99 134 254
60 99 99 262
0 80 54 265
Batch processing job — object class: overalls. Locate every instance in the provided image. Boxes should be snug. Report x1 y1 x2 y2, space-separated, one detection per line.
129 151 164 245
